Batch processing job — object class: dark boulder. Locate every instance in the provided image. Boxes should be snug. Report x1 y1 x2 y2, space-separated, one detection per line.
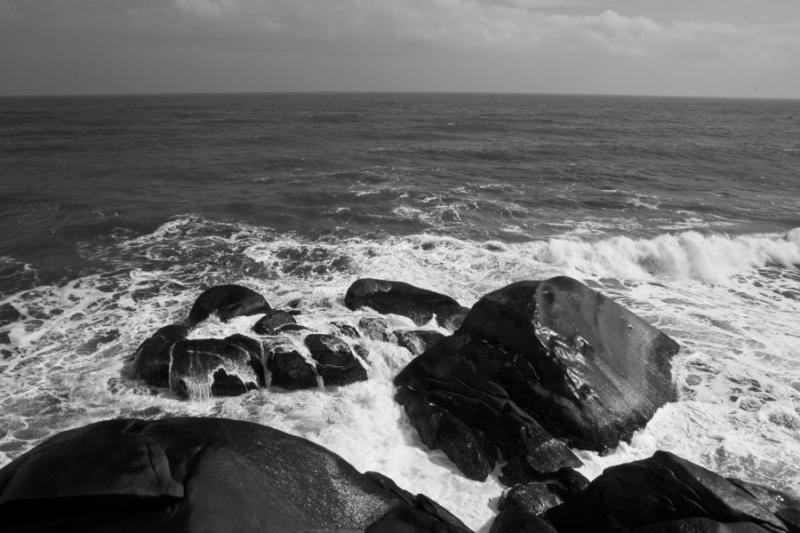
490 507 559 533
498 468 589 517
275 323 309 334
263 336 319 390
457 276 679 451
0 418 473 533
225 333 267 386
359 316 397 343
345 278 469 330
305 334 368 387
395 329 446 355
169 339 259 399
545 451 798 533
130 324 189 387
252 309 296 335
0 303 22 327
188 284 270 324
634 519 772 532
395 335 581 483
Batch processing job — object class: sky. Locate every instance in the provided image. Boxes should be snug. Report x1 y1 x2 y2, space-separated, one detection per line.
0 0 798 98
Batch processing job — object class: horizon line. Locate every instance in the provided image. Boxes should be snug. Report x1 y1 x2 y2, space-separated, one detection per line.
0 89 797 102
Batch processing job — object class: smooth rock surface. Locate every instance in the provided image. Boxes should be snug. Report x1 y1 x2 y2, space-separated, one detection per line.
188 284 270 324
252 309 296 335
345 278 468 329
395 329 446 356
545 451 798 533
0 418 473 533
130 324 189 387
263 336 319 390
169 339 259 399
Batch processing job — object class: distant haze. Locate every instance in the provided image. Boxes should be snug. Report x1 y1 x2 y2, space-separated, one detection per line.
1 0 798 98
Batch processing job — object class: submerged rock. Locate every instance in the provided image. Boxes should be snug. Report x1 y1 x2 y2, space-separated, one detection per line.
0 418 473 533
394 276 679 482
130 324 189 387
188 284 270 324
395 329 445 355
345 278 469 330
545 451 800 533
169 339 259 399
252 309 297 335
305 334 368 386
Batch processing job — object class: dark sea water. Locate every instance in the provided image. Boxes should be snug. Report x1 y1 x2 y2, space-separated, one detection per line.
1 93 799 529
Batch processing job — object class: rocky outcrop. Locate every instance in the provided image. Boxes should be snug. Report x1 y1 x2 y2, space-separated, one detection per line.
188 284 270 324
394 276 679 482
544 451 800 533
305 334 368 386
169 339 260 399
130 324 189 387
395 329 445 355
0 418 472 533
345 278 468 330
359 316 397 343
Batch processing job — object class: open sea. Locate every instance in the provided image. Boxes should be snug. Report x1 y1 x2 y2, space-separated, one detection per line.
1 93 799 530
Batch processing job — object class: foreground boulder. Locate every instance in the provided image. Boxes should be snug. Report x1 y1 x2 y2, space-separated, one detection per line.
252 309 297 335
345 279 469 330
544 451 800 533
169 339 260 399
395 329 446 356
188 284 270 324
263 336 319 390
394 276 679 482
0 418 472 533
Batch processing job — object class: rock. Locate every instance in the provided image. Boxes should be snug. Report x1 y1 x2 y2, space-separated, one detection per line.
131 324 189 387
275 323 309 334
332 322 361 339
634 518 772 532
395 334 582 483
498 468 589 517
225 333 267 386
188 284 270 324
395 329 446 355
304 334 368 387
0 303 22 327
169 339 259 399
490 507 559 533
0 418 472 533
545 450 796 533
263 337 318 390
252 310 296 335
457 276 680 451
359 316 397 343
345 278 469 329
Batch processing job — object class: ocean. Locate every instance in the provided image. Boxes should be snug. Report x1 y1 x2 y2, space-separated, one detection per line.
1 93 799 530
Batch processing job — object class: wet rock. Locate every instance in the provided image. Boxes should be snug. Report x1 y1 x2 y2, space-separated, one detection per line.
490 507 559 533
252 310 296 335
545 450 796 533
395 329 446 355
457 276 680 451
188 284 270 324
331 322 361 339
304 334 368 386
169 339 259 399
359 316 396 343
0 303 22 327
0 418 472 533
131 324 189 387
345 278 469 329
275 323 309 334
225 333 267 386
634 518 772 532
395 335 582 483
263 337 318 390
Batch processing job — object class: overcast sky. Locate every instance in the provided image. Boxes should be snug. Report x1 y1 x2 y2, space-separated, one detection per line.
1 0 798 98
